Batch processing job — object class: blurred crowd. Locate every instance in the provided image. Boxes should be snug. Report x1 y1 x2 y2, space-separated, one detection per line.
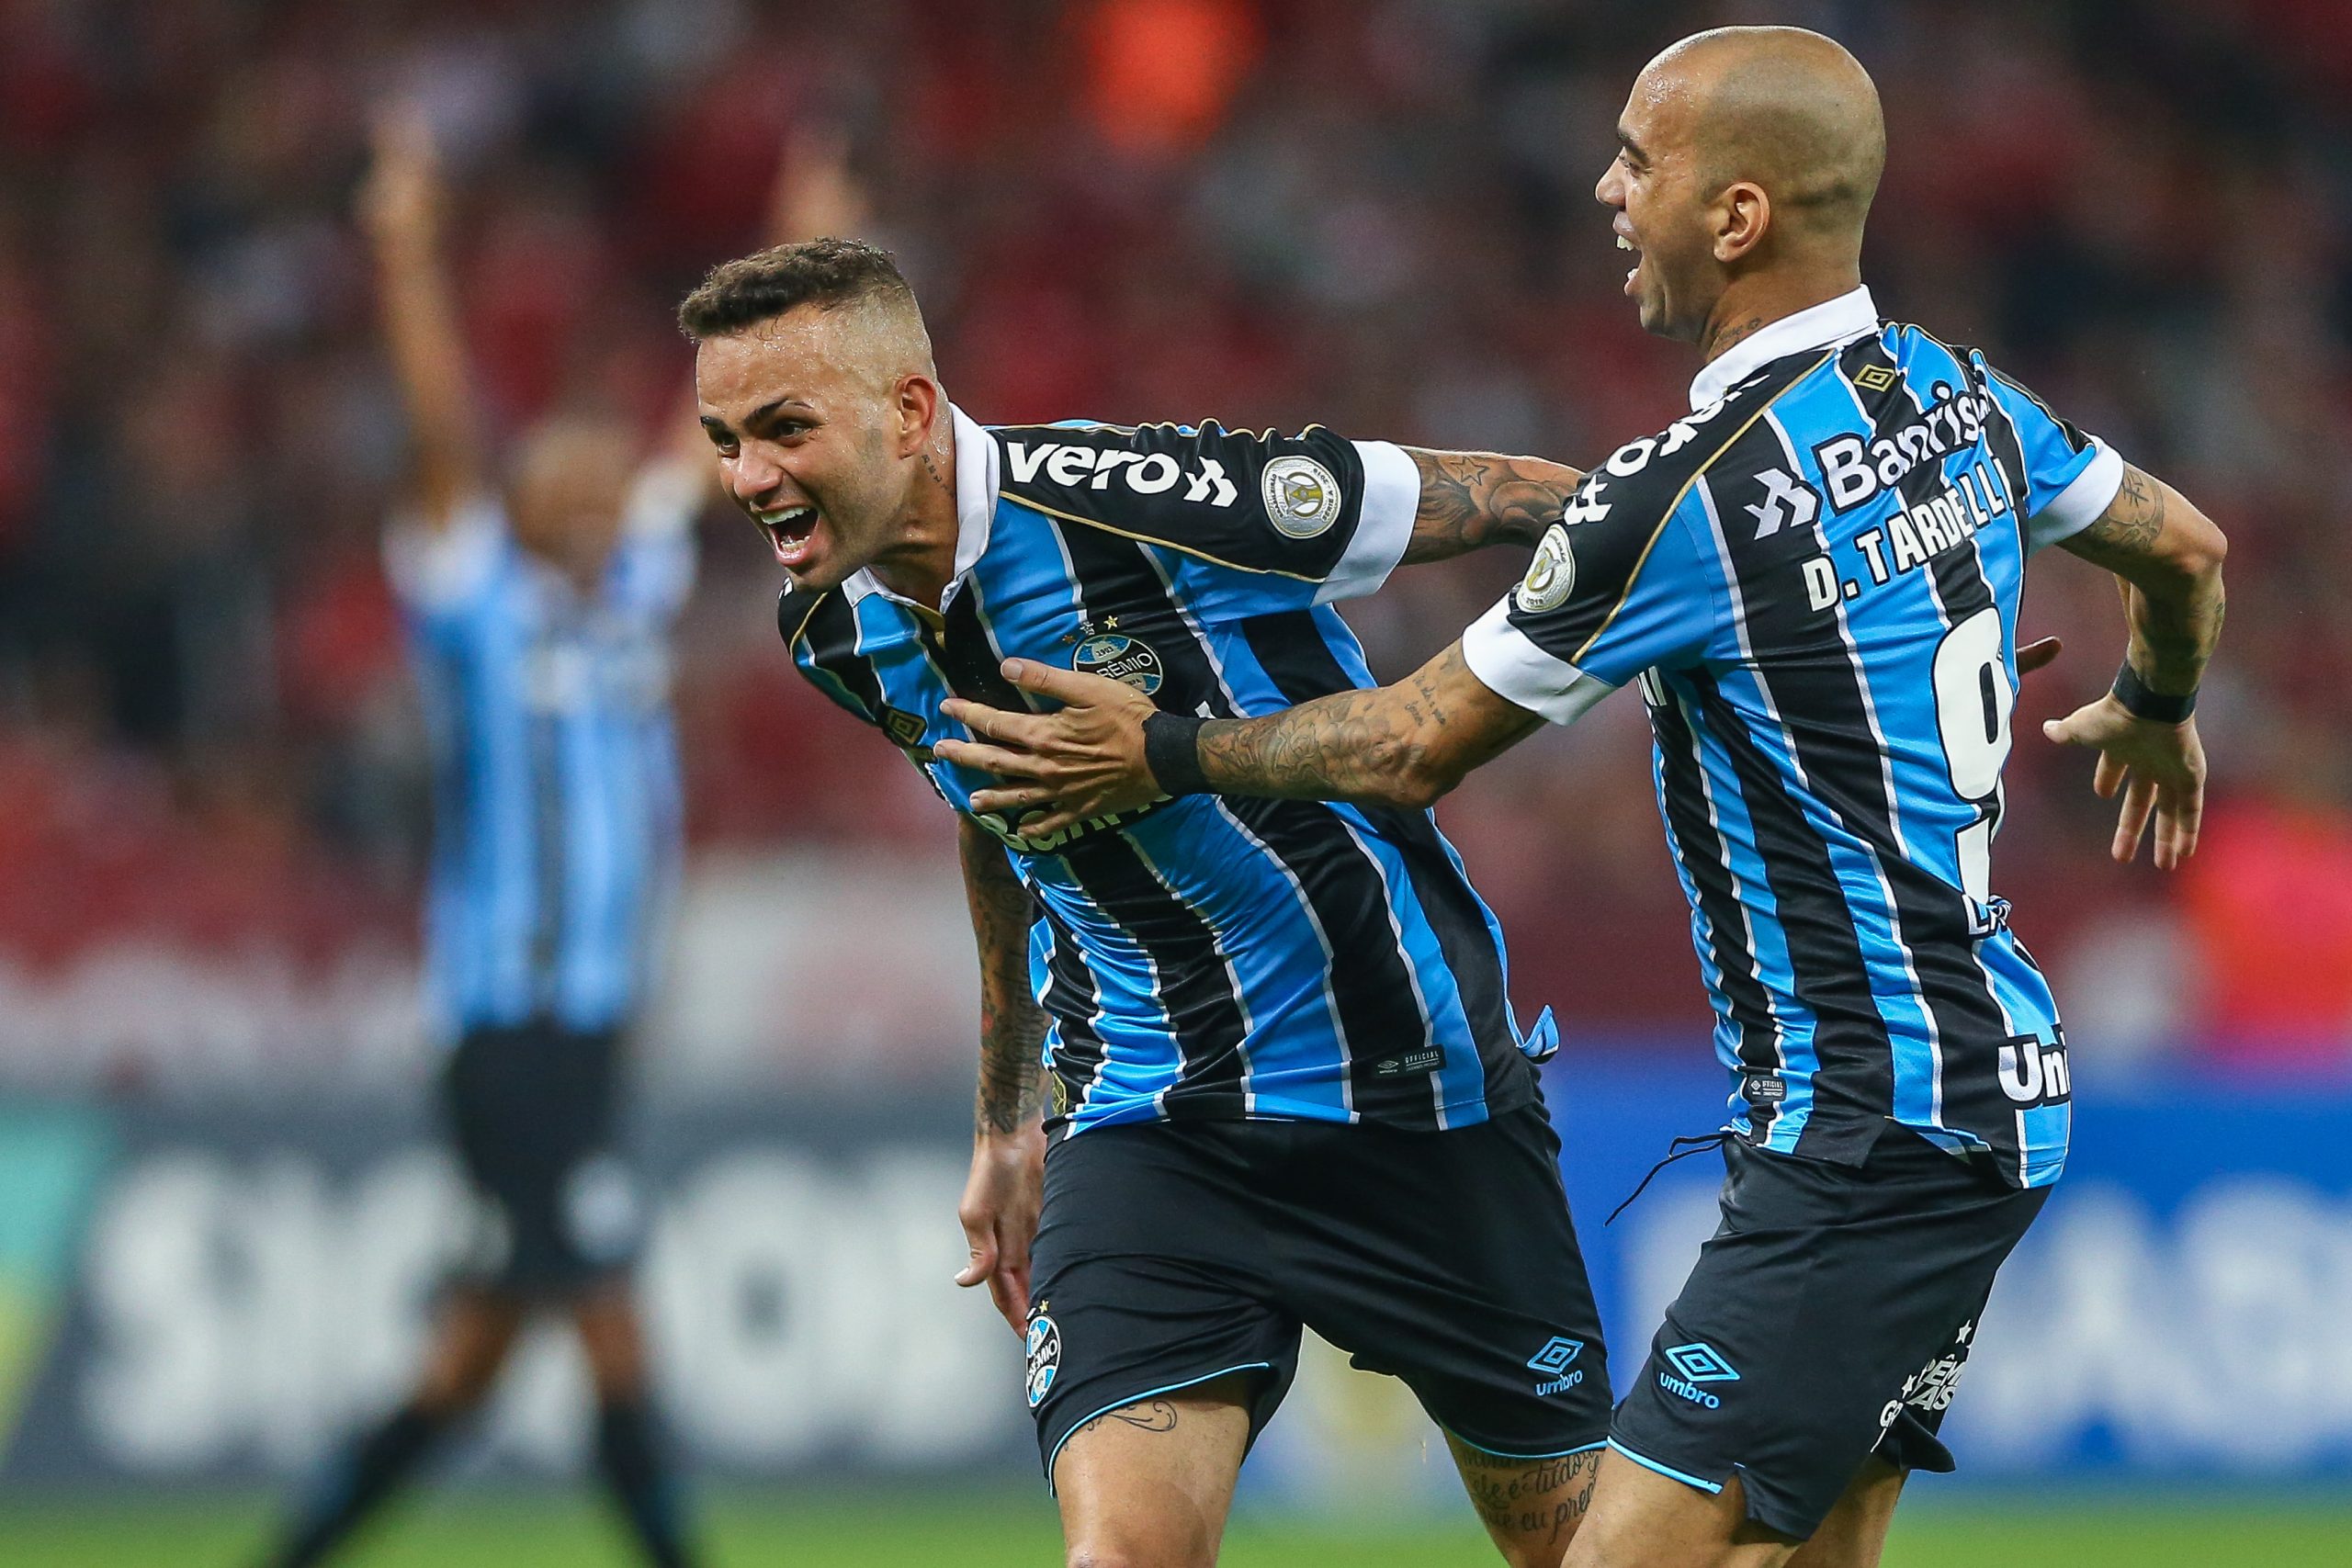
4 0 2350 1076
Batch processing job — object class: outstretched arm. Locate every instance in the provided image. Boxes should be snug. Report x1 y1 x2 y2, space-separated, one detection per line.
949 816 1049 1335
937 642 1544 834
2044 464 2227 869
1396 449 1584 563
357 107 481 531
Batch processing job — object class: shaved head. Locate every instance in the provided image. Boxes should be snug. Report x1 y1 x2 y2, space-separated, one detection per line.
1599 27 1883 349
1645 26 1884 247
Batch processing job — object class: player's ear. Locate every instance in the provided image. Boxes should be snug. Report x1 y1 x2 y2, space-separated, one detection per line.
1713 180 1770 264
893 372 940 457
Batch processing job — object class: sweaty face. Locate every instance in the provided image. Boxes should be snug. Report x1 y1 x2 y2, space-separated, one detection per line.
1595 71 1724 344
694 308 912 593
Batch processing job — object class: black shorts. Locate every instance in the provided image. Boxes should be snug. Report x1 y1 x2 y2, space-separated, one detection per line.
440 1020 645 1297
1609 1128 2050 1540
1023 1100 1611 1487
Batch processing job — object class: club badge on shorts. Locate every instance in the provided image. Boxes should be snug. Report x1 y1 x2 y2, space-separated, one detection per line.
1025 1306 1062 1408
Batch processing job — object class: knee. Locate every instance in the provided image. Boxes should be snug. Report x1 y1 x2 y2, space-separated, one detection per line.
1065 1540 1214 1568
1496 1520 1580 1568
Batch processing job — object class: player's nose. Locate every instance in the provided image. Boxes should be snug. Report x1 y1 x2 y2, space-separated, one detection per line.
727 445 786 507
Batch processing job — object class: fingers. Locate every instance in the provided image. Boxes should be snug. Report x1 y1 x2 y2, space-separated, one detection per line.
2092 750 2125 800
2153 776 2206 871
938 699 1056 750
998 1261 1033 1329
986 1269 1023 1334
2112 773 2157 863
1000 658 1129 705
2014 636 2064 677
955 1232 996 1290
933 737 1055 780
967 782 1054 814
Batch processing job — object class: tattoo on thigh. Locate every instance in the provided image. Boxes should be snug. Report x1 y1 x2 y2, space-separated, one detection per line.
1077 1399 1180 1438
1459 1447 1600 1547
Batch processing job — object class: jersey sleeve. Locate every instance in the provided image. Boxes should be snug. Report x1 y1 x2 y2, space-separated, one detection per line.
382 493 515 635
992 421 1417 618
1459 465 1715 725
1983 368 2123 553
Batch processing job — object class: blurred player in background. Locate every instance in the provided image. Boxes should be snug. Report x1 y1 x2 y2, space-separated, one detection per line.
254 116 848 1568
938 25 2227 1568
683 240 1616 1565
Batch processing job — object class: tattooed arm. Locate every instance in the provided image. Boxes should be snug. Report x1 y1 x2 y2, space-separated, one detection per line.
2044 464 2228 869
952 815 1049 1333
2056 464 2228 695
1189 641 1541 809
936 640 1543 831
1397 448 1585 563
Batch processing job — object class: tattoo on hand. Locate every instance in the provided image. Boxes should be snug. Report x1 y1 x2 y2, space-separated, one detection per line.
1403 448 1582 562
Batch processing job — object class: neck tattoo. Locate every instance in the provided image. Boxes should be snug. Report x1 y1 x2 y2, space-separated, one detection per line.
1708 315 1766 359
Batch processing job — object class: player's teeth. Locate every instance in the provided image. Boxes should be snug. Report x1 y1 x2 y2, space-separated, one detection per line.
1617 236 1634 252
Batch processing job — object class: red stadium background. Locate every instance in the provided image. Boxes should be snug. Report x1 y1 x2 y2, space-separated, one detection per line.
2 4 2350 1560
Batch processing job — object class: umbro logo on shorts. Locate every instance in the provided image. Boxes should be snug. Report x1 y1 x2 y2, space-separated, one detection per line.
1657 1342 1740 1409
1526 1336 1587 1395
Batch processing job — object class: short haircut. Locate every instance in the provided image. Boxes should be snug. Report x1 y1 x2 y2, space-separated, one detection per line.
675 238 919 342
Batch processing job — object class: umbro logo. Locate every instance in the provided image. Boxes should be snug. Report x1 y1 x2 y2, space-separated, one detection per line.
1527 1337 1584 1375
1526 1336 1586 1396
1664 1342 1739 1383
1657 1341 1739 1410
1745 467 1820 540
1853 363 1898 391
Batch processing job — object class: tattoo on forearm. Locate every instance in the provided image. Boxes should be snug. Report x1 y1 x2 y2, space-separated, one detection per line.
2069 466 2226 694
1402 448 1583 562
1196 644 1540 806
1456 1446 1600 1547
960 824 1050 1135
1076 1400 1179 1438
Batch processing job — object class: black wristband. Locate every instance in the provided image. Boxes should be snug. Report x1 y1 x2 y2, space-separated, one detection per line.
2111 662 2197 724
1141 711 1210 796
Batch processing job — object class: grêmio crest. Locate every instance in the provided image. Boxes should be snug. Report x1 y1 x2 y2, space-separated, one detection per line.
1068 619 1165 695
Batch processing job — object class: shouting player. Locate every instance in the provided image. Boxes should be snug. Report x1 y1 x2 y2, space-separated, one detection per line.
684 242 1613 1565
939 27 2226 1568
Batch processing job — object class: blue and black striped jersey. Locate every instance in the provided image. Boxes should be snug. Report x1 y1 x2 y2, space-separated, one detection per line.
387 465 698 1040
1464 288 2121 1189
783 408 1555 1137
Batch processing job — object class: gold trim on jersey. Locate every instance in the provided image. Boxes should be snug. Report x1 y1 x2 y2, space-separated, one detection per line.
1572 350 1838 665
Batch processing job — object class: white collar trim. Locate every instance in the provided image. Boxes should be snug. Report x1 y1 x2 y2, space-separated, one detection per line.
843 401 998 610
1688 286 1881 412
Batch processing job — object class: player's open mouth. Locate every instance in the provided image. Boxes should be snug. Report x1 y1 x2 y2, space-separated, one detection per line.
755 503 820 567
1617 231 1641 294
